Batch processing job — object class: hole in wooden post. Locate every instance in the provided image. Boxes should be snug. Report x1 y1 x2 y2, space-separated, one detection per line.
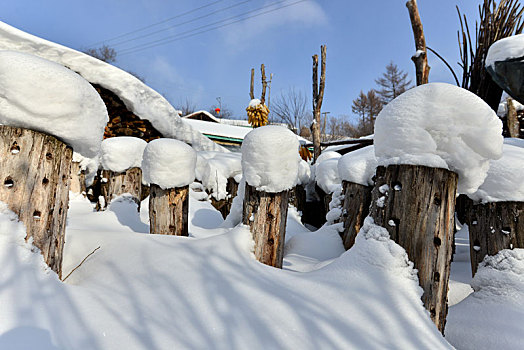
46 152 53 160
349 193 354 198
392 181 402 191
501 227 511 235
268 238 274 245
42 177 49 185
434 237 441 246
473 239 481 252
4 177 14 188
62 175 67 182
10 142 20 154
430 307 436 318
434 271 440 282
33 211 41 220
59 207 62 215
433 195 441 206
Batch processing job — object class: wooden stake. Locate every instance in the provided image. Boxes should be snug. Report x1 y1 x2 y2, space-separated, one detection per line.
369 164 457 333
463 198 524 276
243 184 289 268
98 167 142 211
0 125 72 278
340 180 372 250
260 64 268 104
406 0 430 85
250 68 255 100
506 97 520 138
209 177 239 219
311 45 326 162
149 184 189 236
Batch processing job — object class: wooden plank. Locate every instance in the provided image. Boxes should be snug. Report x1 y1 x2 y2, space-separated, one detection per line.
0 125 72 278
369 164 457 333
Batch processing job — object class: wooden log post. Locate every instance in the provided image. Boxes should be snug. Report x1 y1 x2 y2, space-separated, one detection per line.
406 0 430 85
463 198 524 276
0 125 72 278
98 167 143 211
311 45 327 163
69 161 83 194
243 184 290 268
340 180 372 250
369 165 457 333
210 177 239 219
149 184 189 236
289 184 306 215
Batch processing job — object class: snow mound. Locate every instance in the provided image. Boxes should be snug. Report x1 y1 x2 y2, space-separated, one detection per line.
468 144 524 202
142 139 196 189
100 137 147 173
297 160 311 186
248 98 261 107
316 151 341 164
374 83 503 194
0 50 107 158
72 152 100 187
195 151 242 200
0 21 224 153
446 249 524 350
241 125 300 193
338 146 377 186
486 34 524 68
315 158 341 194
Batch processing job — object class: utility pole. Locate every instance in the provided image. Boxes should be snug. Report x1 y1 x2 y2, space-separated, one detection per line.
267 73 274 108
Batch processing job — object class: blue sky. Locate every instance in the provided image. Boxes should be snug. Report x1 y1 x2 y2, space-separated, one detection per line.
2 0 479 123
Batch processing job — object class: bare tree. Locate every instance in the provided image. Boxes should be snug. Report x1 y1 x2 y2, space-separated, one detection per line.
350 89 383 137
271 88 311 133
208 105 233 119
375 62 412 103
84 45 117 63
177 98 197 116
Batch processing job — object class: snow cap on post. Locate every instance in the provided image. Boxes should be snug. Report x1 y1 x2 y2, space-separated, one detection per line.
0 50 108 158
142 138 196 189
101 136 147 173
468 143 524 203
338 146 378 186
374 83 503 194
241 125 300 193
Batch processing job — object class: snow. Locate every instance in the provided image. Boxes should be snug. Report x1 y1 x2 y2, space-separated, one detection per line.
297 160 311 186
72 152 100 187
195 151 242 200
0 21 224 153
446 248 524 350
141 139 196 189
241 125 300 193
0 50 107 158
337 146 377 186
100 136 147 173
468 143 524 203
315 158 341 194
374 82 503 194
486 33 524 68
183 118 252 141
248 98 261 107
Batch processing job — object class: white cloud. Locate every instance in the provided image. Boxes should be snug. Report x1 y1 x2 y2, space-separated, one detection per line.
219 0 328 46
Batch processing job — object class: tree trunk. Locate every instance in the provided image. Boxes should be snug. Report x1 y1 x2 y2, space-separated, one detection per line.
506 97 520 138
210 178 239 219
311 45 327 163
149 184 189 236
463 198 524 276
98 167 142 211
369 165 457 333
249 68 255 100
406 0 430 85
340 180 372 250
69 161 84 194
0 125 72 278
243 183 289 268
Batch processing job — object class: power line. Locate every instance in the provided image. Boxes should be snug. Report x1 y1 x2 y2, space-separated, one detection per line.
119 0 307 56
88 0 225 47
109 0 256 49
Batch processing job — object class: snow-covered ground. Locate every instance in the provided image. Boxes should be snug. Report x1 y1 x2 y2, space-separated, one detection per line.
1 186 522 349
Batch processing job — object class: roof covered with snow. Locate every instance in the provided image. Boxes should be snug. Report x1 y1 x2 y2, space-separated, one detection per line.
0 21 225 153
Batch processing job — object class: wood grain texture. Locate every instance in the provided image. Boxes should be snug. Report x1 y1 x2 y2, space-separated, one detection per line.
98 167 142 211
0 125 72 278
369 165 457 333
462 197 524 276
340 180 372 250
149 184 189 236
243 184 289 268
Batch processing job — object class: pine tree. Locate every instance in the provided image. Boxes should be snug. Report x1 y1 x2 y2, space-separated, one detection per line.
350 89 383 137
375 62 411 103
351 90 368 125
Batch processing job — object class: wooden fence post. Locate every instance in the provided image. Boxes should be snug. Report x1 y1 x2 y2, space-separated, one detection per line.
0 125 72 278
369 164 457 333
463 198 524 276
149 184 189 236
210 177 239 219
98 167 142 211
243 184 289 268
340 180 372 250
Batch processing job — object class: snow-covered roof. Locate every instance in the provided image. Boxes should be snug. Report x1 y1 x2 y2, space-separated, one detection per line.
183 110 221 123
0 21 225 153
184 118 252 142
